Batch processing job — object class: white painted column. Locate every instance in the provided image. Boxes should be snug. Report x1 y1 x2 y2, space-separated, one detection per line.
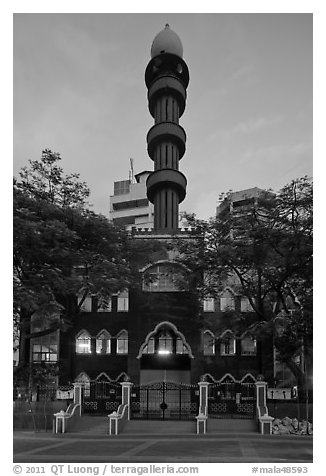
120 381 133 420
73 382 83 416
198 381 210 416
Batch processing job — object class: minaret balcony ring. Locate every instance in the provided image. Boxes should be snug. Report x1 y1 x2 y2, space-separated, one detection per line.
147 122 186 160
145 54 189 89
146 169 187 204
148 76 187 118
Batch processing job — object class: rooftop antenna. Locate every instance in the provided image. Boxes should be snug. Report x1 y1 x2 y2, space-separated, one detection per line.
129 158 135 183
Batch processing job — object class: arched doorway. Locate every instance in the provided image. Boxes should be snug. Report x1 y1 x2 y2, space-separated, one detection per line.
137 321 193 385
131 322 198 420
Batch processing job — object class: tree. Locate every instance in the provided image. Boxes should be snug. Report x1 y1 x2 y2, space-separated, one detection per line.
14 150 132 386
176 177 313 392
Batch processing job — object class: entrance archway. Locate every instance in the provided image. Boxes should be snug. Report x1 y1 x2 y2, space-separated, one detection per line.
132 322 197 419
137 321 193 385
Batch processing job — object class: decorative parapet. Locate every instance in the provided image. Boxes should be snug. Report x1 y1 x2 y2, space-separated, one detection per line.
131 226 199 238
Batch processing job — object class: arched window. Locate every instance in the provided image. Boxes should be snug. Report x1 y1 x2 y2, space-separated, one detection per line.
176 337 188 354
139 322 190 357
96 330 111 354
158 329 173 354
241 297 254 312
203 330 215 355
76 330 92 354
142 337 155 354
117 290 129 312
220 289 236 311
241 333 257 355
116 330 128 354
78 293 92 312
142 263 188 292
220 331 236 356
97 296 112 312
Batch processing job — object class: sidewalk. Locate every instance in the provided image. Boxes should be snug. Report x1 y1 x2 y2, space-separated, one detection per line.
13 431 313 463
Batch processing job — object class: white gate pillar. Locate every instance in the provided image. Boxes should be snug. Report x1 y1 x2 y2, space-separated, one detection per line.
255 376 273 434
73 383 83 416
120 380 133 420
198 379 210 416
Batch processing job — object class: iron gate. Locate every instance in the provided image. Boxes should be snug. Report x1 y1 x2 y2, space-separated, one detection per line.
83 381 121 414
208 381 256 419
131 381 199 420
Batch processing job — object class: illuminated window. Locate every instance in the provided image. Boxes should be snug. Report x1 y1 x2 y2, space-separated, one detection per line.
158 329 173 354
96 330 111 354
117 290 129 312
176 337 188 354
143 337 155 354
203 298 215 312
117 330 128 354
241 334 257 355
76 330 92 354
203 330 215 355
31 332 58 362
220 333 236 356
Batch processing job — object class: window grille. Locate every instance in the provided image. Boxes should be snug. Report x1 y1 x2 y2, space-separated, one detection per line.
203 331 215 355
117 331 128 354
117 290 129 312
76 331 92 354
220 335 236 355
31 333 58 363
96 331 111 354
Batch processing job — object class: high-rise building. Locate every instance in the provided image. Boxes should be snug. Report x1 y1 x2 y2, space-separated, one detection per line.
109 171 154 230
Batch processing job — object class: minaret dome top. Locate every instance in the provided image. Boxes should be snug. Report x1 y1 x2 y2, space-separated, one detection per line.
150 24 183 59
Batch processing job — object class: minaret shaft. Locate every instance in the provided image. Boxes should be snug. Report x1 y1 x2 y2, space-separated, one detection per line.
145 25 189 233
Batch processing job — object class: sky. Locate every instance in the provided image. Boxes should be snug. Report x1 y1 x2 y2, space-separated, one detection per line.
13 13 312 220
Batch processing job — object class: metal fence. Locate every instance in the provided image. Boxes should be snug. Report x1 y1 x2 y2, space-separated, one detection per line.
208 382 256 419
131 381 199 420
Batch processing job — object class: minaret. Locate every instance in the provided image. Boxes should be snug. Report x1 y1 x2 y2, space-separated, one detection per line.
145 25 189 232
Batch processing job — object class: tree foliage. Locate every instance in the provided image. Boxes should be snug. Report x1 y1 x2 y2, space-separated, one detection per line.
14 150 132 376
177 177 313 388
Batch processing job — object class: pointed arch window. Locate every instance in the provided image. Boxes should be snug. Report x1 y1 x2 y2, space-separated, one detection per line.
158 329 173 354
176 337 188 354
220 332 236 356
203 330 215 355
97 297 112 312
76 330 92 354
117 290 129 312
96 330 111 354
78 293 92 312
116 330 128 354
141 325 189 356
143 337 155 354
143 263 188 292
241 333 257 355
241 297 254 312
220 289 235 311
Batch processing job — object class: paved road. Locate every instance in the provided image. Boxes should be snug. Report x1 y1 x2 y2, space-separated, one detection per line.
13 431 313 463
